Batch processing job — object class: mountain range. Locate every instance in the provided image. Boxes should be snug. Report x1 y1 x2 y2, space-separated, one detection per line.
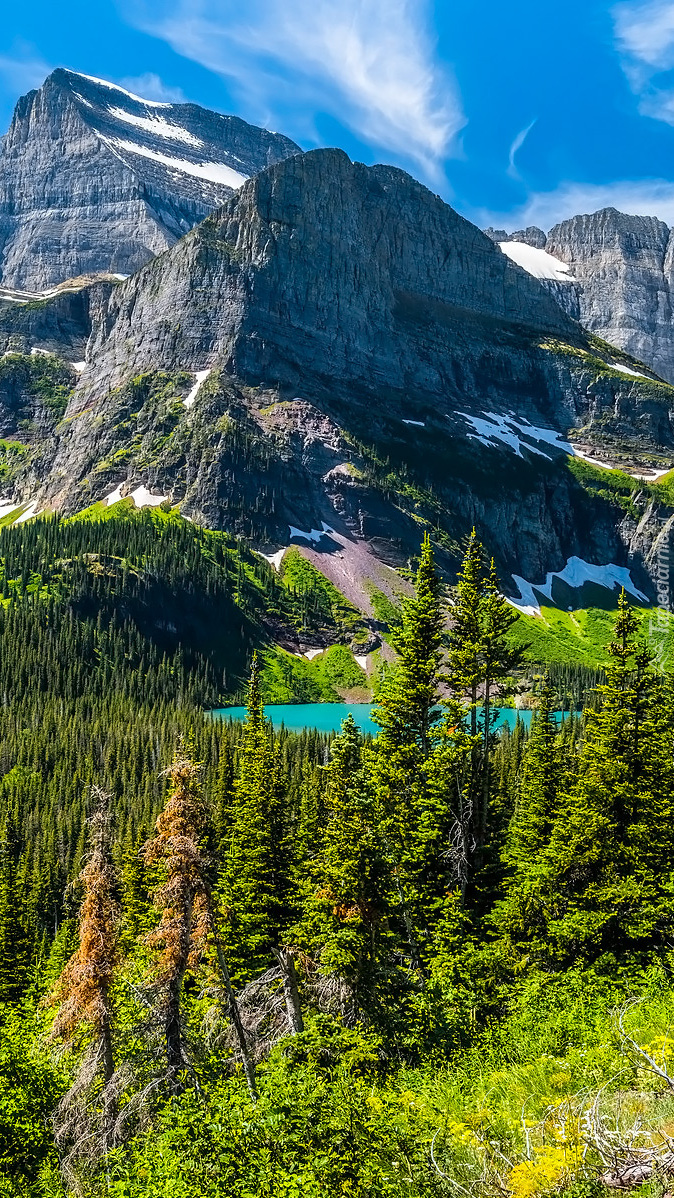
2 68 674 649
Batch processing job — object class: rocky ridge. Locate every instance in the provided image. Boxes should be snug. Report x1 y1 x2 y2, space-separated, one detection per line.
486 209 674 385
0 69 300 290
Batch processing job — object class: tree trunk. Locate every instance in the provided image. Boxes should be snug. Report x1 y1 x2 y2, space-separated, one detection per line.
480 678 491 847
274 947 304 1034
213 937 258 1104
100 1006 116 1148
165 972 185 1096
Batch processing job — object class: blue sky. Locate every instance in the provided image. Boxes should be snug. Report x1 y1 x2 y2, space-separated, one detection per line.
4 0 674 230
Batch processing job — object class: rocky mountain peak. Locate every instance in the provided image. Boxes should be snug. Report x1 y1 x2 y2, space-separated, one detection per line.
77 146 577 402
0 68 301 292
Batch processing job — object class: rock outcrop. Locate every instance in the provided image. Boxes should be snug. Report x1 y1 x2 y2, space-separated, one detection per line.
490 208 674 384
0 69 300 291
547 209 674 383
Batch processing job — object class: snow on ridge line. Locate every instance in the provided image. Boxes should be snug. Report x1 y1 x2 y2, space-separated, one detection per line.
65 70 172 108
499 241 574 282
609 360 650 379
403 418 425 427
106 106 204 147
509 557 649 616
184 369 211 410
96 135 248 188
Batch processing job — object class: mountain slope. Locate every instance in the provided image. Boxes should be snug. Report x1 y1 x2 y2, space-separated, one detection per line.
0 69 300 290
9 147 671 614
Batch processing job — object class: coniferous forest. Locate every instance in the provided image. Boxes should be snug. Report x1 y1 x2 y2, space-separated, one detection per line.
4 513 674 1198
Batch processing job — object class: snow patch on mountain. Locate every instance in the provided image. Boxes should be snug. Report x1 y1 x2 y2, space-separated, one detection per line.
67 70 171 108
510 557 648 616
499 241 574 282
608 360 650 379
105 106 204 147
456 411 572 459
184 369 211 409
96 135 248 188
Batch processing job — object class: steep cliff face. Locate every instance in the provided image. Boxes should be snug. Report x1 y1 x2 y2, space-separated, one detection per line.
17 147 669 607
491 209 674 384
75 148 577 396
0 69 300 291
547 209 674 383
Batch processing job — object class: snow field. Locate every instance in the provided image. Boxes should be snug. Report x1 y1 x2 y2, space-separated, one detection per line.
509 557 648 616
498 241 574 282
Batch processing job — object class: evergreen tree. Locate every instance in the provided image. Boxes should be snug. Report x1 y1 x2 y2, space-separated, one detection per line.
514 594 674 969
223 654 286 980
144 750 211 1095
370 535 451 972
299 716 388 1011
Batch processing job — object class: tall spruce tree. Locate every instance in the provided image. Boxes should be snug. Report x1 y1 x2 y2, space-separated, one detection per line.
299 716 388 1013
223 654 287 981
514 594 674 969
370 535 451 972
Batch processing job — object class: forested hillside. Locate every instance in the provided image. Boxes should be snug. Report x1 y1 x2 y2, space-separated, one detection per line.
3 524 674 1197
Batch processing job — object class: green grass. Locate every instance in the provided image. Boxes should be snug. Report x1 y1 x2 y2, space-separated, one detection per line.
509 604 674 670
260 644 367 703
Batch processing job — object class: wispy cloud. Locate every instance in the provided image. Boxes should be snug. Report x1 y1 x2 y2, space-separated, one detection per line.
118 72 186 104
0 42 51 98
507 118 536 179
613 0 674 124
123 0 464 180
474 178 674 233
614 0 674 70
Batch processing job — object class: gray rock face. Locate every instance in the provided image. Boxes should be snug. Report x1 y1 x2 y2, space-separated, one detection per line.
485 225 547 250
76 148 575 399
493 208 674 383
0 274 118 360
0 69 300 291
547 209 674 381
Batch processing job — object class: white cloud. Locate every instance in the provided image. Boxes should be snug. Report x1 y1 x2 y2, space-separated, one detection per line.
507 118 536 179
117 72 187 104
614 0 674 71
124 0 464 179
473 178 674 233
613 1 674 124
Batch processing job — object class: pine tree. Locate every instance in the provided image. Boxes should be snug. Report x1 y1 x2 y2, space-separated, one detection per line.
446 535 525 896
505 681 562 873
370 535 450 973
50 787 120 1148
299 716 388 1012
223 654 287 981
518 594 674 968
143 750 211 1095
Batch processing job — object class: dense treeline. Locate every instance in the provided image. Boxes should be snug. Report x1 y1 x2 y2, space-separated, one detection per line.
0 507 363 704
3 527 674 1196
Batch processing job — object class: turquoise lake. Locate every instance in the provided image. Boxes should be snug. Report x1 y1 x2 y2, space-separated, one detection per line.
209 703 561 736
